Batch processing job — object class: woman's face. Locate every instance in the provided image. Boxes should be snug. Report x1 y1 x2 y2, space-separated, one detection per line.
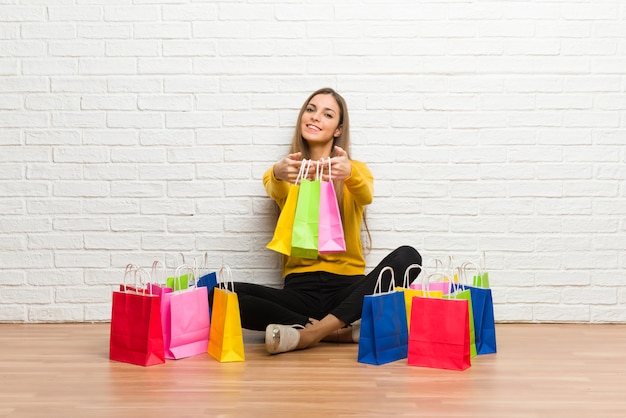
300 94 342 146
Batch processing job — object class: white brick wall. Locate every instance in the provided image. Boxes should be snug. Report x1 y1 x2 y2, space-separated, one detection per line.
1 0 625 323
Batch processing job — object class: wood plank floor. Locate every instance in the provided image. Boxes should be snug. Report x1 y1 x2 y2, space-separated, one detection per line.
1 323 625 418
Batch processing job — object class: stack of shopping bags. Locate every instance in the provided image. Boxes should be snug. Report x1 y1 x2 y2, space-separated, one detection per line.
357 256 497 371
109 257 245 367
267 158 346 259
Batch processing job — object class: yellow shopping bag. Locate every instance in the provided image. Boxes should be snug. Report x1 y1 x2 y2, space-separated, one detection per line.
396 264 443 330
208 266 245 363
266 160 307 256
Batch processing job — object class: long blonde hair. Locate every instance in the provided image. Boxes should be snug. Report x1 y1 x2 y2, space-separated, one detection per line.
289 88 371 252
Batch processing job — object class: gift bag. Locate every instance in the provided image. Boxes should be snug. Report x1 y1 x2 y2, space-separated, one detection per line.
208 265 245 362
409 266 453 295
194 253 218 317
408 291 471 371
166 272 192 291
194 252 217 291
447 281 477 358
317 157 346 254
109 267 165 367
358 266 408 365
290 160 320 260
163 265 211 359
395 264 443 331
266 160 307 256
159 252 193 290
457 261 497 355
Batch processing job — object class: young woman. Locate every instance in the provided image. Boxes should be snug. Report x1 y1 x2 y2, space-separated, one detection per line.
217 88 422 354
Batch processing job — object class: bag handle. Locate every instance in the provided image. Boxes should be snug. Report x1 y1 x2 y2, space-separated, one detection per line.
431 255 454 280
193 252 211 280
121 264 136 292
295 159 308 186
218 265 235 292
151 260 167 286
403 263 428 288
373 266 395 295
318 157 331 182
459 260 482 288
174 263 196 292
128 267 153 296
409 265 444 298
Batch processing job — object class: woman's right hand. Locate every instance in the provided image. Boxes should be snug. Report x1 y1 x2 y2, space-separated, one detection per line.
273 152 302 183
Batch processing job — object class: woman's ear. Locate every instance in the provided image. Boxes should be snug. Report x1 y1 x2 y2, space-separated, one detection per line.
334 125 342 138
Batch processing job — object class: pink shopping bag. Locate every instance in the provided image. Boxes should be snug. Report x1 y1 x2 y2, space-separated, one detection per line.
318 157 346 254
163 265 211 359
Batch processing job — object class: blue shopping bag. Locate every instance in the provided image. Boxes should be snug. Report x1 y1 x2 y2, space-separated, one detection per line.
358 267 408 365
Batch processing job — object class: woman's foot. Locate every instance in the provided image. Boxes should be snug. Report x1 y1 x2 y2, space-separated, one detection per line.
351 319 361 343
265 324 303 354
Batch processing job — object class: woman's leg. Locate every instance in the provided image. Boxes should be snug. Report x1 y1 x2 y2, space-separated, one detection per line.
287 245 423 349
209 279 320 331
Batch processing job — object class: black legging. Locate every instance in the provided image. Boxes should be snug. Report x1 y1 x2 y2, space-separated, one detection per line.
209 246 422 331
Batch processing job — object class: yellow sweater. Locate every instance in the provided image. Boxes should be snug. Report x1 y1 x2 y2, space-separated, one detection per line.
263 160 374 278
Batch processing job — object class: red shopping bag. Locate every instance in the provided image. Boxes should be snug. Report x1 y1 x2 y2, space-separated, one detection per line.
396 265 443 330
408 294 471 371
318 157 346 254
109 267 165 367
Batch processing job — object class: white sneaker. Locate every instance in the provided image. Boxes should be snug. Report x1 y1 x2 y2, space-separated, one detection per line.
351 319 361 343
265 324 303 354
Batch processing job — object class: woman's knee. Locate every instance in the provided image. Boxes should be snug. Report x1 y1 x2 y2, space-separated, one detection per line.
392 245 422 265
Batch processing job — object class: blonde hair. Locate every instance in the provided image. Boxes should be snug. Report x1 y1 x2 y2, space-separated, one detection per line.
289 88 371 252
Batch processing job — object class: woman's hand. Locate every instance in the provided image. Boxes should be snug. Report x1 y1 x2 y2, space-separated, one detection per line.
273 152 303 184
320 146 352 182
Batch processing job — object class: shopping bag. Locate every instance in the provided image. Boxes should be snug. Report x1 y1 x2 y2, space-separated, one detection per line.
166 273 192 291
109 267 165 367
290 160 320 259
409 269 453 295
408 294 471 371
446 285 477 358
208 265 245 362
395 264 443 331
163 265 211 359
317 157 346 254
456 261 497 355
266 160 307 256
194 252 218 294
358 266 408 365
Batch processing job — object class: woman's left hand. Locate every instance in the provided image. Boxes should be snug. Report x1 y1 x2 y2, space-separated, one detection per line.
321 146 352 182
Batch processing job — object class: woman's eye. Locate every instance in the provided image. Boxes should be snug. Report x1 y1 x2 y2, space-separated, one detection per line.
325 113 333 118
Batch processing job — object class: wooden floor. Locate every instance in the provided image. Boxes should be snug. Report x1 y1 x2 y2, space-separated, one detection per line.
1 323 625 418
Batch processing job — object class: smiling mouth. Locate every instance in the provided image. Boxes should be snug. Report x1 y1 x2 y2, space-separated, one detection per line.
306 124 321 132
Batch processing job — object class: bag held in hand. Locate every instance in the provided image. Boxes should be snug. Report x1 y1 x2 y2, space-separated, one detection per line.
266 160 308 256
317 157 346 254
290 160 320 259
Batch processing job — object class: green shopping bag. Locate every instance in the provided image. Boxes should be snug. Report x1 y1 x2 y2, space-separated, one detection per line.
447 285 477 358
290 160 320 260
